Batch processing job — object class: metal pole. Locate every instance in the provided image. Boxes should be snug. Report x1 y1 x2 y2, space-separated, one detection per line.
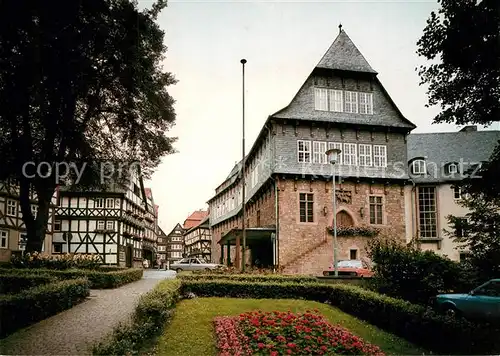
241 58 247 272
333 165 338 277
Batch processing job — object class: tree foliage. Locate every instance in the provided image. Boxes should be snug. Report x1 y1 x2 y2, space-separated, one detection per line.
417 0 500 126
0 0 176 252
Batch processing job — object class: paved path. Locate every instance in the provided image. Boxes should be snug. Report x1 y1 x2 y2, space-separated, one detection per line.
0 270 177 355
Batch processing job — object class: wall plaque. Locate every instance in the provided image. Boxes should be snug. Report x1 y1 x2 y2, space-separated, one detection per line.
336 189 352 204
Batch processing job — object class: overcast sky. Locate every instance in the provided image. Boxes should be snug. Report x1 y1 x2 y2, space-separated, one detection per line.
140 0 497 234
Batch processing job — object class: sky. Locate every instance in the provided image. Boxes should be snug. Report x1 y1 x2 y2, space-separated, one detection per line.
139 0 497 233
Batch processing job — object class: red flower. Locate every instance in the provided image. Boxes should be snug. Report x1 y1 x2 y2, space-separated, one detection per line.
257 343 265 349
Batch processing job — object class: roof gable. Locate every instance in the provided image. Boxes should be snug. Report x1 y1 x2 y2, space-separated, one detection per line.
317 30 377 74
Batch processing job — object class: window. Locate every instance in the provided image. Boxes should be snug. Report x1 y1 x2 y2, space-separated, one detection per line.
358 144 372 166
54 220 61 231
349 249 358 260
344 91 358 113
373 145 387 167
0 230 7 249
358 92 373 114
411 159 426 174
53 243 63 253
455 218 469 238
97 221 105 230
158 245 166 252
297 140 311 163
418 187 437 238
343 143 357 166
312 141 327 164
95 198 104 208
474 281 500 297
106 221 114 231
31 205 38 218
6 200 16 217
453 186 462 200
106 198 114 209
299 193 314 223
448 163 458 175
314 88 328 111
369 196 383 225
19 233 27 250
328 142 343 165
328 89 343 112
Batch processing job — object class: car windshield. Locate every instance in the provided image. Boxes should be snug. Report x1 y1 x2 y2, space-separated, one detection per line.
337 260 363 268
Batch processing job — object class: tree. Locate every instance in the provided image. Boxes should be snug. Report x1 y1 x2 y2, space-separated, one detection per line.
0 0 177 252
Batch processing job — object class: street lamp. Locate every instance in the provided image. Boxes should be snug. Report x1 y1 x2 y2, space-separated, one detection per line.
326 148 341 277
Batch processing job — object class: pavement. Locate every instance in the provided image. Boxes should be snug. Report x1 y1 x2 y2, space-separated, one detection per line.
0 269 177 355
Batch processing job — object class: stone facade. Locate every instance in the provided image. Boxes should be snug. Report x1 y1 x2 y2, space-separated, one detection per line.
277 178 405 275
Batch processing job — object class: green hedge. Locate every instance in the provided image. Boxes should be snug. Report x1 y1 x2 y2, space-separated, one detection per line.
0 278 90 338
180 279 500 355
93 279 181 355
0 274 56 294
0 268 143 289
178 273 317 284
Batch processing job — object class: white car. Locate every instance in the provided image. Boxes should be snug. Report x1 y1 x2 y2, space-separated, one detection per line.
170 257 223 273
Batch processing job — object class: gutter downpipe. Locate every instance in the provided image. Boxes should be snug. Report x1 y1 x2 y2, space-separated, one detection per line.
264 120 279 271
410 177 419 248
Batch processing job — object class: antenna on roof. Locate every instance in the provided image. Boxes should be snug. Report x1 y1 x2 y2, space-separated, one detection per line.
338 23 342 34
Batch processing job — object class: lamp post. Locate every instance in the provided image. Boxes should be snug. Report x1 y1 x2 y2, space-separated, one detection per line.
326 148 341 277
241 58 247 272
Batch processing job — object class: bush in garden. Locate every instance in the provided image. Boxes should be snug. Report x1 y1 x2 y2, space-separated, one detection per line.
0 273 55 294
367 237 467 305
0 278 90 338
192 265 286 275
92 279 181 355
10 252 102 270
179 273 317 284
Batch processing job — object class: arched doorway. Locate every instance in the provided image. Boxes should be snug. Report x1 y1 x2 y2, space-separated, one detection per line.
336 210 354 227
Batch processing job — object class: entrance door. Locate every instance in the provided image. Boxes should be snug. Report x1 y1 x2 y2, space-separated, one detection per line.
125 245 133 267
336 211 354 227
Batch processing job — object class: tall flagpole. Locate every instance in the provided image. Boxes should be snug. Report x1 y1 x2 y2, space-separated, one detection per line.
241 59 247 272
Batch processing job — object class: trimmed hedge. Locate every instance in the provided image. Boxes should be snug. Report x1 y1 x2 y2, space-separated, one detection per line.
0 278 90 338
93 279 181 355
181 279 500 355
0 274 56 294
0 268 143 289
178 273 317 284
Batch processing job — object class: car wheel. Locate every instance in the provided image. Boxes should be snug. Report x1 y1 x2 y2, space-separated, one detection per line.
442 304 460 318
175 268 183 273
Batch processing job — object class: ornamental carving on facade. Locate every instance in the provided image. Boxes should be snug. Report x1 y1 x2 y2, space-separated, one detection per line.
336 189 352 204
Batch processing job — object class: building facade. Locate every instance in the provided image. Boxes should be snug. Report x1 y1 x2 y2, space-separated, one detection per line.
406 126 500 261
165 223 185 265
157 227 168 263
53 166 158 267
209 28 416 275
184 216 211 261
0 179 56 262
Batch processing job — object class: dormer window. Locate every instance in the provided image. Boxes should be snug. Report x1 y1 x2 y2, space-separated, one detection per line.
448 163 458 174
411 159 426 175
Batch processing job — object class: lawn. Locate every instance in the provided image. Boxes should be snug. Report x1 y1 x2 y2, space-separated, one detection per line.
156 297 426 356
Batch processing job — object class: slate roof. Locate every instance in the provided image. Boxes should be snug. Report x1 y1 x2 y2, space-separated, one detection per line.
317 30 377 74
407 129 500 183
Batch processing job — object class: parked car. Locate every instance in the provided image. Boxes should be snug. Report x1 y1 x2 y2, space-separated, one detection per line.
170 257 223 273
323 260 373 277
432 278 500 322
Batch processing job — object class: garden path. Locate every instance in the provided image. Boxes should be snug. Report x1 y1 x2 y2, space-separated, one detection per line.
0 269 176 355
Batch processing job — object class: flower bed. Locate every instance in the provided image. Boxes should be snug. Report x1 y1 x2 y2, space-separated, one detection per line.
214 310 385 356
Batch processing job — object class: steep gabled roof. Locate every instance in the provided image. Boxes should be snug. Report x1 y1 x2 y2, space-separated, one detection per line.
183 210 208 229
317 30 377 74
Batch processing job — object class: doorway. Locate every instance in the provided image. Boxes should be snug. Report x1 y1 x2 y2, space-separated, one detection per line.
125 245 133 267
336 211 354 227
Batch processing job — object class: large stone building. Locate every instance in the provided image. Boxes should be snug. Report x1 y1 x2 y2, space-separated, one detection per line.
208 28 416 275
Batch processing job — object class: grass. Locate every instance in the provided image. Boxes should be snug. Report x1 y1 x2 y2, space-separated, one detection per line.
156 297 427 356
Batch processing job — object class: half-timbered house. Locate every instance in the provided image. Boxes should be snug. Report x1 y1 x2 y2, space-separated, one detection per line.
165 223 184 266
0 179 56 262
53 165 157 267
184 215 211 261
209 27 416 275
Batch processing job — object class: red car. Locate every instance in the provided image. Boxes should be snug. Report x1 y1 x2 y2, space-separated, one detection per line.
323 260 374 277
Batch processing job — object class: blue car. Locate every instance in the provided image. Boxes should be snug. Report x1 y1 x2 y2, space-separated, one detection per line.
433 279 500 322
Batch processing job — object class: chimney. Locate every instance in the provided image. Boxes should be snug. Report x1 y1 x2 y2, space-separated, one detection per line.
459 125 477 132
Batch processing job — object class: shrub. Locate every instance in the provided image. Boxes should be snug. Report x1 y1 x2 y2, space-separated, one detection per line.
367 237 468 304
0 268 143 289
0 273 55 294
193 266 286 275
10 252 102 270
92 279 181 355
179 273 317 284
0 278 90 338
181 279 500 355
